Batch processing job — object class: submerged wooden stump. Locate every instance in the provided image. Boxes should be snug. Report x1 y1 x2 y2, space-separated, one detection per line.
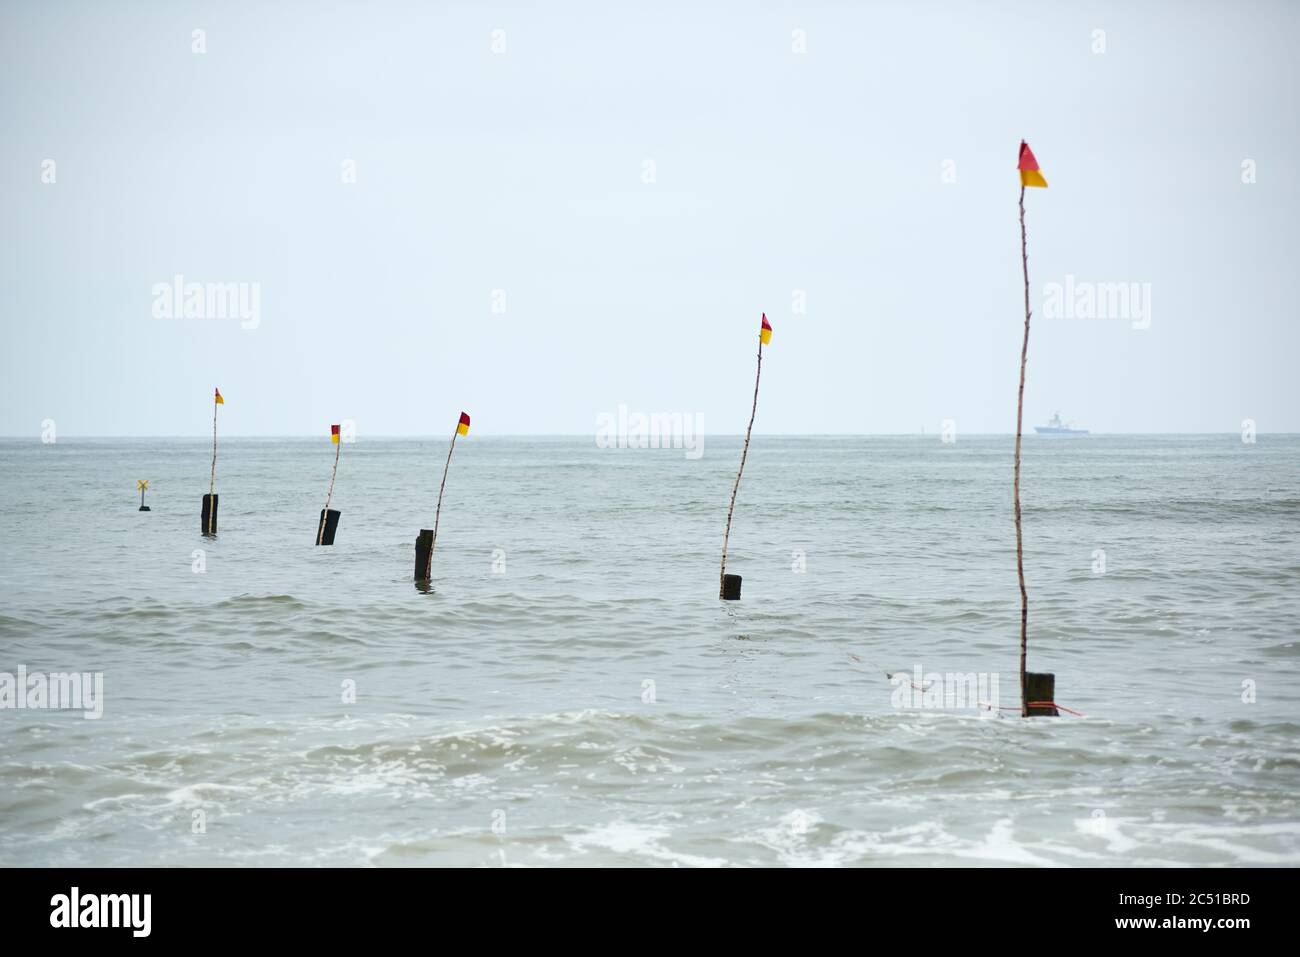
721 574 742 601
316 508 340 546
201 493 218 535
1024 672 1059 717
414 529 433 581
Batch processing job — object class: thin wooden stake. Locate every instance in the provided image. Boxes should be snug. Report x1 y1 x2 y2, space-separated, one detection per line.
427 428 458 579
719 333 764 597
1015 183 1031 717
209 400 218 498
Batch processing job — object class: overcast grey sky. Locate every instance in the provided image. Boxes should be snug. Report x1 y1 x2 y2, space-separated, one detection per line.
2 0 1297 436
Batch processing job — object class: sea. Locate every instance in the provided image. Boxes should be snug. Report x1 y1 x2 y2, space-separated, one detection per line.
1 435 1297 867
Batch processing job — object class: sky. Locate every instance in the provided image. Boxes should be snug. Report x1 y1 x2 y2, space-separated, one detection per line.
2 0 1297 436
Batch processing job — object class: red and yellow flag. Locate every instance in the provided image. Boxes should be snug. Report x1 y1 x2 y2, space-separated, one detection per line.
457 412 471 437
214 388 224 405
1018 140 1047 188
330 424 340 444
760 313 772 345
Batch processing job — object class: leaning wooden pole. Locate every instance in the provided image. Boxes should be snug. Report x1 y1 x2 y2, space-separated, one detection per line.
323 440 341 513
719 313 772 600
1015 182 1031 717
418 411 470 581
429 430 457 567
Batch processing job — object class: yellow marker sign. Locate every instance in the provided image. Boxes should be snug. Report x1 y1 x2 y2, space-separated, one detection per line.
137 480 149 491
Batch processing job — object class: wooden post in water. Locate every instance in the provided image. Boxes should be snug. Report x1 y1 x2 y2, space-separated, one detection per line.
1015 141 1055 717
1024 672 1059 717
719 314 771 601
316 424 342 545
202 388 223 535
417 411 470 581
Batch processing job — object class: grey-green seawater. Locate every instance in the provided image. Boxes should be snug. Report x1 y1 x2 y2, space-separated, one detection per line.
1 435 1297 866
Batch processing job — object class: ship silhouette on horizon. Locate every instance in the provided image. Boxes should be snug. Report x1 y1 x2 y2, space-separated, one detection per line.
1034 412 1089 435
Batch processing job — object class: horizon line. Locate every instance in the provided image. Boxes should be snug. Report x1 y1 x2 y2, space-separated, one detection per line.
3 432 1293 440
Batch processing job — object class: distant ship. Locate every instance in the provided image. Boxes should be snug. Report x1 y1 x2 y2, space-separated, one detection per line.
1034 412 1088 435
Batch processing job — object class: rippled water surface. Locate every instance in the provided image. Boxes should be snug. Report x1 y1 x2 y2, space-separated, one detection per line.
1 435 1298 866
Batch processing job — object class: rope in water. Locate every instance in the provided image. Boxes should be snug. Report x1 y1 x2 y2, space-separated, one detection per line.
847 654 1084 717
993 701 1085 717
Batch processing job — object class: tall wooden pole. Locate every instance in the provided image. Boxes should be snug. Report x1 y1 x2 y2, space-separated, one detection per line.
1015 184 1031 717
209 399 218 498
427 428 458 579
719 335 764 597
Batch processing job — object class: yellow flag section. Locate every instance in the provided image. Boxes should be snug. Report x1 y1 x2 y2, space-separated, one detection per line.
1018 140 1047 188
